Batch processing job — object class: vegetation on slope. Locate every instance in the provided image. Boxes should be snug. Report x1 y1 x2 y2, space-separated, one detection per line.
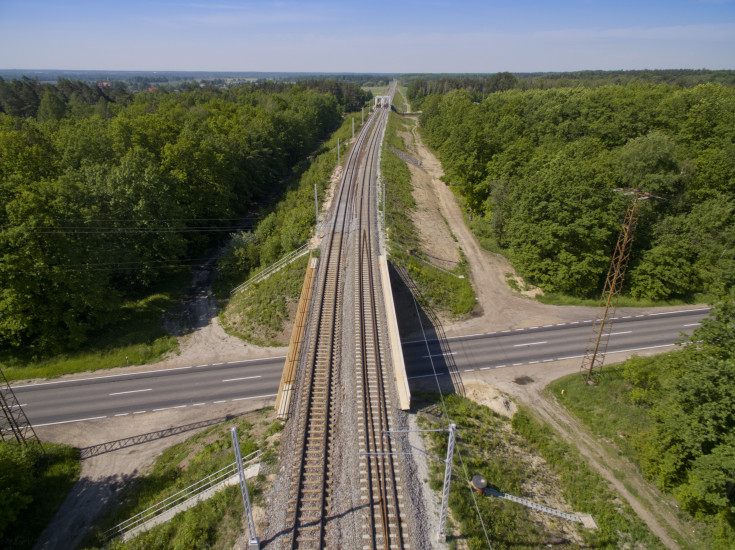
416 83 735 302
419 395 663 549
382 112 475 317
549 298 735 548
83 410 282 549
0 442 81 550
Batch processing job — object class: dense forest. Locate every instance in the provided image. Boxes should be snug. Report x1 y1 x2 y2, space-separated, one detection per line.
0 78 370 355
416 83 735 300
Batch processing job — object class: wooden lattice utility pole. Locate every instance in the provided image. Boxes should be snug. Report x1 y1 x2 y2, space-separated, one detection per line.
580 188 659 385
1 367 43 450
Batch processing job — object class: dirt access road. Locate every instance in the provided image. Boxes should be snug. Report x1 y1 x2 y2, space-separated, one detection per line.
402 115 700 549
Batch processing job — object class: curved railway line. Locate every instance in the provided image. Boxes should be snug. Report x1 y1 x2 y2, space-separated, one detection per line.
282 86 409 549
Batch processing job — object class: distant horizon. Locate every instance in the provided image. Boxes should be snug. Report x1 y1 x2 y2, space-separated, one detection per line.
1 1 733 73
2 68 732 78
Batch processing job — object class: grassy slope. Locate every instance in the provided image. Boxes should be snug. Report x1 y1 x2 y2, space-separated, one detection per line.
548 364 724 549
419 394 664 549
383 112 475 317
220 254 309 346
82 409 282 549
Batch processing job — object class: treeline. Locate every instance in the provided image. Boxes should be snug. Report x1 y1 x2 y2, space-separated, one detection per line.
0 76 372 119
405 69 735 107
0 82 361 355
0 77 131 118
418 84 735 299
406 72 518 103
291 73 393 88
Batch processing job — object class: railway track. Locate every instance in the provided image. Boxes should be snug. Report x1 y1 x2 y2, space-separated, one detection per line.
284 85 407 549
354 107 406 549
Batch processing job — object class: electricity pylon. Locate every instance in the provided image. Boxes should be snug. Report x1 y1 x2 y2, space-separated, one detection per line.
580 188 660 384
1 366 43 450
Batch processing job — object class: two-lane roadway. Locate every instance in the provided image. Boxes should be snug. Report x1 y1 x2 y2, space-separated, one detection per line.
13 307 710 427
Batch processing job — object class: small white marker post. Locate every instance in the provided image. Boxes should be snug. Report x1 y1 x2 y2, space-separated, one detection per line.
231 427 259 550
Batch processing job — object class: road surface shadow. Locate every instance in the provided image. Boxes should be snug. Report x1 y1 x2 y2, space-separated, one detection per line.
389 262 465 398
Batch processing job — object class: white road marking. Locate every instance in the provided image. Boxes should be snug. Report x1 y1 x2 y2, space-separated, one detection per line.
463 369 475 372
609 331 632 336
480 367 491 370
513 341 547 347
192 402 206 406
133 410 147 414
512 363 523 366
114 413 129 417
496 365 506 368
222 376 262 382
213 400 226 404
422 352 455 358
152 405 187 412
650 309 708 316
11 403 27 408
109 388 152 396
195 364 209 368
34 415 107 427
213 362 224 365
683 323 701 327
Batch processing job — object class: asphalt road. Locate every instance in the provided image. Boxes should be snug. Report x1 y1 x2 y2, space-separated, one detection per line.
13 307 710 427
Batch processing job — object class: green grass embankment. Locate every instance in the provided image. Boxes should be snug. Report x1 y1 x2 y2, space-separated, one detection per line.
0 273 186 381
82 410 282 550
419 394 665 549
548 359 730 550
383 113 475 317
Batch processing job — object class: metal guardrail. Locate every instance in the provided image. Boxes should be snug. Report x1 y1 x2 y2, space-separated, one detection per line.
231 243 310 295
101 450 261 542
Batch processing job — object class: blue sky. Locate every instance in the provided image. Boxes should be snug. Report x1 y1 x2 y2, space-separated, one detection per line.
1 0 734 72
